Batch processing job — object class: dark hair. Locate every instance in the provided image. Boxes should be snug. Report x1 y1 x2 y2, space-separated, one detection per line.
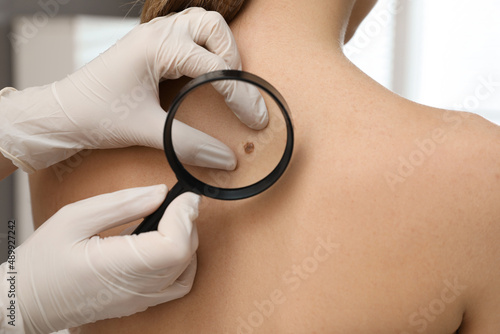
140 0 246 23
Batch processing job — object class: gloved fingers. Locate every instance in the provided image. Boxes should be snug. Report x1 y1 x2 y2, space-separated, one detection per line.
152 8 268 130
192 10 269 129
111 255 197 313
129 103 167 150
166 43 227 79
190 9 242 70
212 78 269 130
157 254 197 299
93 193 199 277
171 44 269 131
156 192 200 263
151 8 241 70
172 119 237 170
54 185 168 241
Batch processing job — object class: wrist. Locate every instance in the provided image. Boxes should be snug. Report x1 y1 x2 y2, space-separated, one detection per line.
0 84 82 172
0 88 34 173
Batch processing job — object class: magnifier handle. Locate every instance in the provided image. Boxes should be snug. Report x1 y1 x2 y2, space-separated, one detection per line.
132 182 188 234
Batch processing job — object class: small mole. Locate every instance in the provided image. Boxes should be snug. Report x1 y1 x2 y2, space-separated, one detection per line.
244 142 255 154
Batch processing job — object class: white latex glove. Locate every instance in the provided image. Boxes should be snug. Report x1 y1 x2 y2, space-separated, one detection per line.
0 7 268 173
0 185 199 333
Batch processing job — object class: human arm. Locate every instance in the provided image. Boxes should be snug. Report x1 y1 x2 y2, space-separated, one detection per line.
0 185 200 333
0 7 268 174
0 7 269 333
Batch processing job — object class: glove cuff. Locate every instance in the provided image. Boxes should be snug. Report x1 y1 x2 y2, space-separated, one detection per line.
0 88 35 173
0 84 81 172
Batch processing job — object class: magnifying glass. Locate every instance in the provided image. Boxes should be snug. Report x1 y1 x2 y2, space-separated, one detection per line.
133 70 294 234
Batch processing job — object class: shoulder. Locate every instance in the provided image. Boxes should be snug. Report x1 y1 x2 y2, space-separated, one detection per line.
444 111 500 197
415 107 500 190
423 109 500 229
382 103 499 197
436 111 500 331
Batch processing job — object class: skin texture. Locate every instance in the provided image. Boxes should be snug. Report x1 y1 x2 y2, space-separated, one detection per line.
29 0 500 333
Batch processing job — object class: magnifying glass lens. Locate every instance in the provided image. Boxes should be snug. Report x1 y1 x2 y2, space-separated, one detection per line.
172 79 288 190
133 71 293 235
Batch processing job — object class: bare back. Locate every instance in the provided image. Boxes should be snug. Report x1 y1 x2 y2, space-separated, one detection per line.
29 5 500 333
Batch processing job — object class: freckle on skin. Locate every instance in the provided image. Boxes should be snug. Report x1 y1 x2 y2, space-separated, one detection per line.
244 142 255 154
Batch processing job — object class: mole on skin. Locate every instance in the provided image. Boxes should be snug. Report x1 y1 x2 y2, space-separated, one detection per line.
244 142 255 154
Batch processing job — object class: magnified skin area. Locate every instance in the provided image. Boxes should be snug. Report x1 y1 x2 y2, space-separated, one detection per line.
170 77 287 190
29 2 500 333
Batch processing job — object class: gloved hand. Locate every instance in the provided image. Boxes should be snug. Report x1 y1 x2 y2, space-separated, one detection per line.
0 7 268 173
0 185 199 333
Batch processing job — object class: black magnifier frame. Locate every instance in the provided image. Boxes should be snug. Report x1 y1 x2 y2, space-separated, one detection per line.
133 70 294 234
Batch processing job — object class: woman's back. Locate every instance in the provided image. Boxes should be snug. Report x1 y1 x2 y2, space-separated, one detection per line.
29 1 500 333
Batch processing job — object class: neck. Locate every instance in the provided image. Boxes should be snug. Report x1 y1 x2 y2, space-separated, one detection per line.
230 0 356 57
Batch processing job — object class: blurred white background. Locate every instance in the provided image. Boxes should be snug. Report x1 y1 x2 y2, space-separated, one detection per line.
2 0 500 247
347 0 500 123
